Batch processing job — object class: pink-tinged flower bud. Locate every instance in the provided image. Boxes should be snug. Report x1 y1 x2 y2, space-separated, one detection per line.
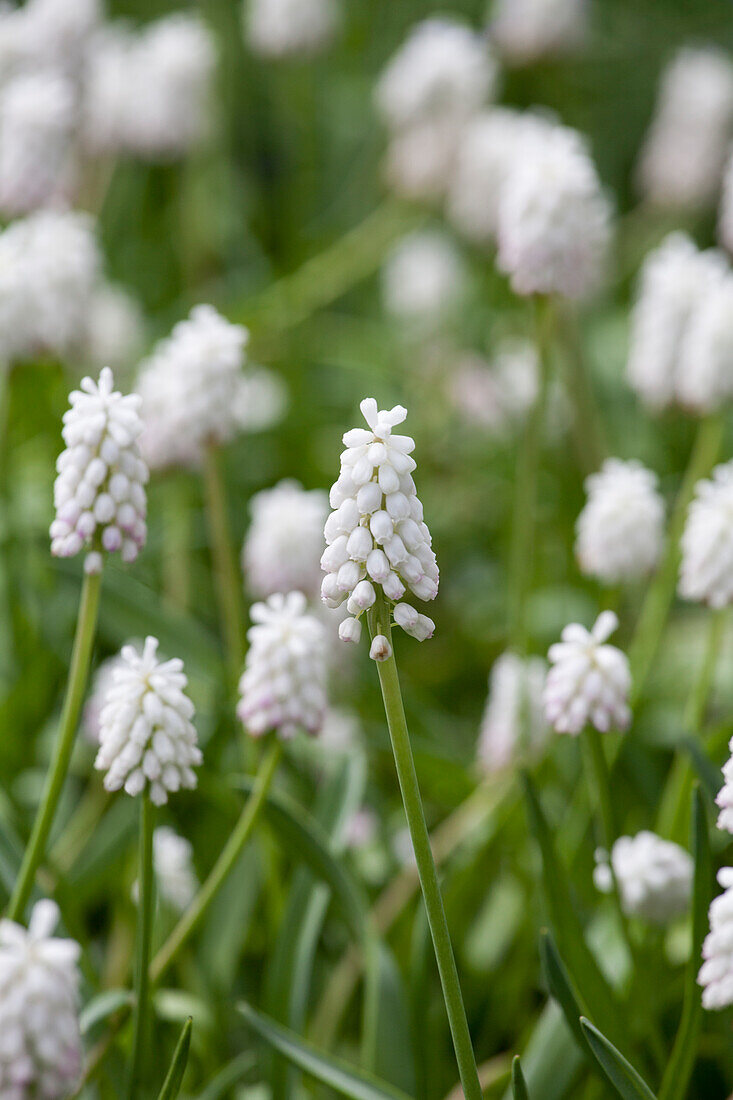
339 617 362 644
369 634 392 662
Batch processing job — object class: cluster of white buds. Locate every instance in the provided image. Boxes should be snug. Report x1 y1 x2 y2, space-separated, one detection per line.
153 827 198 912
637 48 733 211
50 368 148 575
0 70 74 216
488 0 587 64
243 0 340 59
477 651 548 772
575 459 665 584
322 399 437 657
136 304 250 471
679 461 733 608
496 123 613 299
0 209 100 363
94 637 201 805
627 232 731 412
0 900 82 1099
237 592 328 739
448 341 540 436
381 230 467 328
699 868 733 1010
543 611 631 735
3 0 100 76
594 832 693 923
243 480 329 600
715 735 733 833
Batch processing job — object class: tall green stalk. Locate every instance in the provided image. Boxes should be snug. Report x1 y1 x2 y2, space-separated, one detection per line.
203 444 245 688
150 738 282 983
127 794 155 1100
367 593 482 1100
7 569 102 921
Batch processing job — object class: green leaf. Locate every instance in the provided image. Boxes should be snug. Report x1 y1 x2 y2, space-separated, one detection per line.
79 989 134 1035
580 1019 657 1100
237 1001 412 1100
156 1017 192 1100
658 786 713 1100
512 1056 530 1100
521 773 630 1055
539 930 588 1056
361 938 415 1095
197 1053 257 1100
501 1001 582 1100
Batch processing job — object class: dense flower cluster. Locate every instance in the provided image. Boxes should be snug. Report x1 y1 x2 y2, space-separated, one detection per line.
715 735 733 834
243 0 339 58
322 399 437 654
638 48 733 210
594 832 693 923
94 636 201 805
0 70 74 216
153 827 198 911
679 461 733 608
0 900 82 1098
699 868 733 1009
543 611 631 735
243 480 329 599
237 592 328 738
477 651 548 772
50 368 148 574
381 230 466 326
488 0 587 63
576 459 665 584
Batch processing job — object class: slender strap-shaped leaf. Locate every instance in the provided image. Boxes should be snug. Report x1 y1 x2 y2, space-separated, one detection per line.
156 1017 192 1100
580 1019 657 1100
501 1001 582 1100
511 1056 530 1100
361 938 415 1094
197 1054 256 1100
521 773 630 1055
539 930 588 1056
237 1002 412 1100
658 787 712 1100
79 990 134 1035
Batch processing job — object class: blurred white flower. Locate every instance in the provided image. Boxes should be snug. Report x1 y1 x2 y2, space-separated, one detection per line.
638 47 733 210
375 17 496 133
83 282 144 373
448 341 539 435
243 0 339 58
0 899 82 1098
317 708 360 754
381 230 466 327
136 304 249 471
237 591 328 739
50 368 148 575
715 736 733 834
0 209 100 363
543 611 631 735
94 636 201 805
153 826 198 911
243 480 329 599
5 0 100 76
322 399 437 655
719 150 733 255
576 459 665 584
594 832 693 923
488 0 587 64
626 232 728 411
382 117 461 203
497 124 612 299
699 867 733 1009
392 825 416 868
0 70 74 216
679 461 733 608
344 807 378 849
677 274 733 412
231 366 287 435
477 651 548 772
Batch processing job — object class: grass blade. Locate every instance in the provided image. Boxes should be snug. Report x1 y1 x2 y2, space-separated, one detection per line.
512 1056 530 1100
580 1018 657 1100
156 1017 192 1100
539 929 588 1056
237 1001 412 1100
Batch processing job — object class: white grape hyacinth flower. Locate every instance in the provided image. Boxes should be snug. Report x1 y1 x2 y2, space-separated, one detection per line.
627 232 729 412
488 0 587 64
243 480 329 599
0 899 82 1098
382 116 461 204
699 868 733 1009
594 832 693 924
477 651 548 772
679 461 733 608
638 47 733 211
94 637 201 805
575 459 665 584
50 368 148 575
715 736 733 834
496 124 612 300
381 230 466 327
543 611 631 735
237 591 328 739
243 0 339 58
153 826 198 911
322 399 437 656
719 150 733 255
0 70 74 217
676 273 733 412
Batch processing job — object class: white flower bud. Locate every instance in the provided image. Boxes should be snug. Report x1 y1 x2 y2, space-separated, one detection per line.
243 480 329 599
679 461 733 608
699 867 733 1009
153 827 198 911
594 832 693 923
576 459 665 584
543 611 631 735
94 637 201 805
369 634 392 662
243 0 339 58
478 651 548 772
238 592 328 738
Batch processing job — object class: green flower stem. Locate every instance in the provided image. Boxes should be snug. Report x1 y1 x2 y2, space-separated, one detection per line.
628 415 724 708
367 594 482 1100
203 444 245 687
7 569 102 921
581 728 617 852
149 738 282 984
508 296 552 651
126 793 155 1100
